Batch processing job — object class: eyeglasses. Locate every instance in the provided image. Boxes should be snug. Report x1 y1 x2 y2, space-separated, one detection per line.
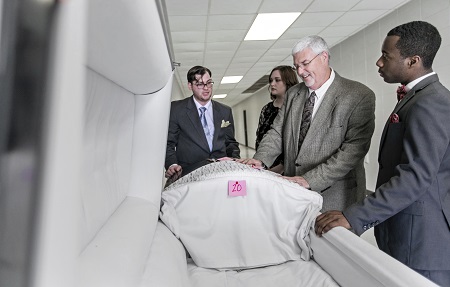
292 53 322 71
193 81 214 89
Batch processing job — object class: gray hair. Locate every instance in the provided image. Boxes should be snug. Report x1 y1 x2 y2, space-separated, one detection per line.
292 35 330 58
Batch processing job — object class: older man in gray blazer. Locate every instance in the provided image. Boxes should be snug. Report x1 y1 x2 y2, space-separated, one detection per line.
241 36 375 212
316 21 450 286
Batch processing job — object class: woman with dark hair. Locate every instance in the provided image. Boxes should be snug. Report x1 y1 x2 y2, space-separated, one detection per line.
255 65 298 174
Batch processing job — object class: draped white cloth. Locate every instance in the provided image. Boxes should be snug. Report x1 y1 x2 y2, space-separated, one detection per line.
161 161 323 270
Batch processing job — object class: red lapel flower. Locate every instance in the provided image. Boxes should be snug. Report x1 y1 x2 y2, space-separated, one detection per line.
390 113 399 123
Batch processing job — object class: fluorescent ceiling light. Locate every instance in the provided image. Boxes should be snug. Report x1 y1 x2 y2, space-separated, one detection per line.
213 94 227 99
245 12 301 41
221 76 243 84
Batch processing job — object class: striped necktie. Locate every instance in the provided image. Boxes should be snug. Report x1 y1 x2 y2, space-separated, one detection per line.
298 92 316 150
199 107 212 151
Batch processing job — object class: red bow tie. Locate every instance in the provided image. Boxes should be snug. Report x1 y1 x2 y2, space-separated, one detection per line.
397 85 407 101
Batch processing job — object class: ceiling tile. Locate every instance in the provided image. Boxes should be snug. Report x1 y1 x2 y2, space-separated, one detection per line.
173 42 205 53
319 25 361 37
333 10 389 26
270 39 300 50
258 0 313 13
169 15 207 32
306 0 361 12
259 54 286 62
206 41 241 52
210 0 263 14
230 56 260 63
279 26 325 40
174 52 204 66
322 36 347 48
262 47 292 59
175 51 204 60
226 66 251 75
166 0 412 104
206 30 248 42
234 49 267 58
208 15 255 31
352 0 410 10
171 31 205 43
228 61 255 69
165 0 209 16
204 51 235 65
293 12 345 27
279 57 294 66
238 40 274 51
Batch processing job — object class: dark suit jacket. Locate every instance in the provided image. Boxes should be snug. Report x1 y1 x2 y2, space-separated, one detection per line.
344 74 450 270
255 72 376 211
165 96 240 176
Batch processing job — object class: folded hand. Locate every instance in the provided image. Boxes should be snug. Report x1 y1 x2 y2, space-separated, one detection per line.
314 210 351 236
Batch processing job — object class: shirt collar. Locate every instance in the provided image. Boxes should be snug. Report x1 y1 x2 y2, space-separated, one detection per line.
309 68 335 99
193 97 212 111
405 72 436 91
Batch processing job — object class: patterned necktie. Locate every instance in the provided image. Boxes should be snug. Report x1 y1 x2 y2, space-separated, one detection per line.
298 92 316 150
397 85 407 101
199 107 212 151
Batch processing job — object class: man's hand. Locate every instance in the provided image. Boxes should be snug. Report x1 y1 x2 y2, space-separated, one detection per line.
165 164 182 180
235 158 264 168
282 175 310 189
314 210 351 236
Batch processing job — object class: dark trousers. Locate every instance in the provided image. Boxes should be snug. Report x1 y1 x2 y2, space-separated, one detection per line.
413 268 450 287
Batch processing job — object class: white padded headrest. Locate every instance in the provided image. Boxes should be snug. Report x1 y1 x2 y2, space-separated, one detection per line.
87 0 172 94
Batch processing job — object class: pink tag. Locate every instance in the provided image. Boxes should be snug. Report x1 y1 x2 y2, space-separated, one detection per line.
228 180 247 197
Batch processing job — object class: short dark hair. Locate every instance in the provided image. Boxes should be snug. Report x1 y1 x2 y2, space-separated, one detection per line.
387 21 441 69
187 66 212 83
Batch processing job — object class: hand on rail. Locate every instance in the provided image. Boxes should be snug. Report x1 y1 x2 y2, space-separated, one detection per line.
314 210 351 236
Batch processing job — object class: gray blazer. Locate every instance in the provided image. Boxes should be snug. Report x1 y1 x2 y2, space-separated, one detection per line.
165 96 240 175
255 72 375 211
344 74 450 270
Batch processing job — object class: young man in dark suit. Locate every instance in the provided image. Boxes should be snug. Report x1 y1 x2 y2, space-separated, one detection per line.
316 21 450 286
165 66 240 183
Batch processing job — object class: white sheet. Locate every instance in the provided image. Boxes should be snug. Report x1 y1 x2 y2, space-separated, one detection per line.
160 161 322 270
187 258 339 287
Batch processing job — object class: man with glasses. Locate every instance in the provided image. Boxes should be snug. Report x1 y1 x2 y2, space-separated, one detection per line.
240 35 375 212
165 65 240 183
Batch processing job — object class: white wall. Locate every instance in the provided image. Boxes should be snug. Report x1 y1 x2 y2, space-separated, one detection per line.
232 0 450 191
233 87 272 149
171 77 185 101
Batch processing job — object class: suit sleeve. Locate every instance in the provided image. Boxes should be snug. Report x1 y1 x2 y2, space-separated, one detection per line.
225 108 240 158
165 103 179 169
303 88 375 191
344 89 450 235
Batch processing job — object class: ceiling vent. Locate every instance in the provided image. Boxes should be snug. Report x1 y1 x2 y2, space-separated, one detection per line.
242 74 268 94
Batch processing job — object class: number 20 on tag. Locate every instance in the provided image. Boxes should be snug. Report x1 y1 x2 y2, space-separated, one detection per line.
228 180 247 197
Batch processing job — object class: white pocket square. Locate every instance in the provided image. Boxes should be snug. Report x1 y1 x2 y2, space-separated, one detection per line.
221 120 231 128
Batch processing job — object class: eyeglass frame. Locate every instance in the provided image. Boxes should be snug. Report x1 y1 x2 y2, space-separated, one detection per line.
292 52 322 71
192 80 214 89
